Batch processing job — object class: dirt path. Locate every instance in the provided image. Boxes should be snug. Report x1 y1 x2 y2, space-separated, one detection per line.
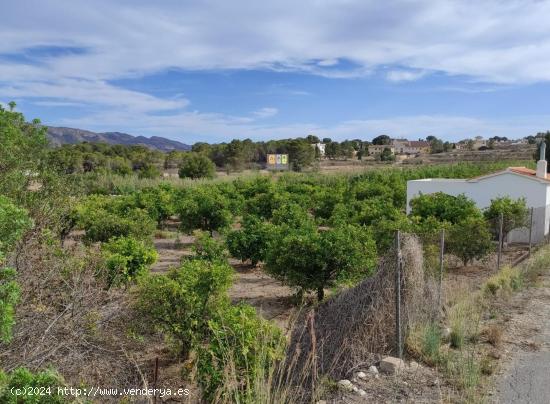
491 272 550 403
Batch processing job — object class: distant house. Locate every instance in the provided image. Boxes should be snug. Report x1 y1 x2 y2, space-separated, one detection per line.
368 145 395 156
392 140 431 155
311 142 326 157
407 147 550 243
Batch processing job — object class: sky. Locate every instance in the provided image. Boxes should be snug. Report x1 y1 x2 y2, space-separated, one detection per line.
2 0 550 144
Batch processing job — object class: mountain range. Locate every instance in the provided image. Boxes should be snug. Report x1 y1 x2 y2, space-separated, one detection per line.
46 126 191 152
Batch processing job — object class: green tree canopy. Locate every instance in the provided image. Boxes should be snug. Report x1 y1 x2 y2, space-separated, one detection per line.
265 224 377 300
409 192 481 224
484 197 529 241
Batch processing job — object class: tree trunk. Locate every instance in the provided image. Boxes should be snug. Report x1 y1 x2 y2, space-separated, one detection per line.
317 286 324 301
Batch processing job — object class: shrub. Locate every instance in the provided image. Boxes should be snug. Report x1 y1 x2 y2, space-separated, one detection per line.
0 367 67 403
484 197 528 241
265 224 377 301
197 303 285 402
447 216 493 266
191 231 228 262
175 187 232 235
136 259 234 357
80 208 156 243
102 236 158 288
0 196 32 254
226 216 273 266
178 152 216 179
0 266 21 343
75 195 157 243
133 184 175 226
409 192 481 224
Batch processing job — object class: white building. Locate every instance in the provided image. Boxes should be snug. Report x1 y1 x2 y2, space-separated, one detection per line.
312 142 326 157
407 146 550 243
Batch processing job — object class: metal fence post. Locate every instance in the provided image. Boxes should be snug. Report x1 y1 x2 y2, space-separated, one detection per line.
395 230 402 359
438 229 445 319
497 212 504 271
528 207 534 256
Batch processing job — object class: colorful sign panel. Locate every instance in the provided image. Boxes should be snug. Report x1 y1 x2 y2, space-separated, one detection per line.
266 154 289 170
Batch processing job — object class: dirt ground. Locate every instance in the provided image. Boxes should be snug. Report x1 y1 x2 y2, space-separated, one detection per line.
151 227 296 328
489 269 550 403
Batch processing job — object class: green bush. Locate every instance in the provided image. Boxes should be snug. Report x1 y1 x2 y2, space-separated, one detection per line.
447 216 493 266
191 231 228 262
133 184 175 226
409 192 481 224
0 266 21 343
102 236 158 288
178 152 216 179
136 259 234 357
0 367 67 403
226 216 273 266
197 303 284 403
75 196 156 243
175 186 232 234
0 196 32 253
265 224 377 301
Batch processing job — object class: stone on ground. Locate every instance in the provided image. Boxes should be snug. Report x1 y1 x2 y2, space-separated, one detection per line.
338 379 354 391
380 356 405 374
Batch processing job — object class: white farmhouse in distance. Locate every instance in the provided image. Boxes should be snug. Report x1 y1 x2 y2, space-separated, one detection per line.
407 145 550 243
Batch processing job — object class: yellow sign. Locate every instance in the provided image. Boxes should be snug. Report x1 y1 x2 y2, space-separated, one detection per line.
281 155 288 164
268 154 276 164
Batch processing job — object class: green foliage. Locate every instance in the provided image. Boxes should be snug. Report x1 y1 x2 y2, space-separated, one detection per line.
447 216 493 266
175 186 232 234
410 192 481 224
379 147 395 162
178 152 216 179
48 142 164 177
0 196 32 256
197 303 284 403
75 195 156 243
0 103 48 198
133 184 175 225
102 236 158 288
191 231 228 262
484 197 528 239
226 216 274 265
371 135 391 145
265 224 377 300
0 367 67 403
136 259 234 356
0 267 21 343
287 139 315 171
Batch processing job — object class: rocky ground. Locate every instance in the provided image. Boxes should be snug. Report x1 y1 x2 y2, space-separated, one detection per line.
320 357 454 404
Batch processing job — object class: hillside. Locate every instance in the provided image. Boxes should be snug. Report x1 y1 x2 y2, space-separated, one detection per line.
46 126 191 152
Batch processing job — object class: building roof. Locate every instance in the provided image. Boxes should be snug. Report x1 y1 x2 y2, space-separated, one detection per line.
470 167 550 184
409 166 550 184
408 141 430 148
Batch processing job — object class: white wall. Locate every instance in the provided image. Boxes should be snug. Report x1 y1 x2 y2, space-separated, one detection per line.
406 172 549 243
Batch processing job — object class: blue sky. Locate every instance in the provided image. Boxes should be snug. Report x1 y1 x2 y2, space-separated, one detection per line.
2 1 550 143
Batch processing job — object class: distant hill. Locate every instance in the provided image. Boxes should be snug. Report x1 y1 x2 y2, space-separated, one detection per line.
46 126 191 152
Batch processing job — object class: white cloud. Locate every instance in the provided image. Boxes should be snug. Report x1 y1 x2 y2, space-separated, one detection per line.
253 107 278 118
2 0 550 142
3 0 550 83
386 69 427 82
57 110 546 144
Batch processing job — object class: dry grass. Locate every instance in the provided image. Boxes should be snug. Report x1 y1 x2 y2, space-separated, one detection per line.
285 235 437 393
